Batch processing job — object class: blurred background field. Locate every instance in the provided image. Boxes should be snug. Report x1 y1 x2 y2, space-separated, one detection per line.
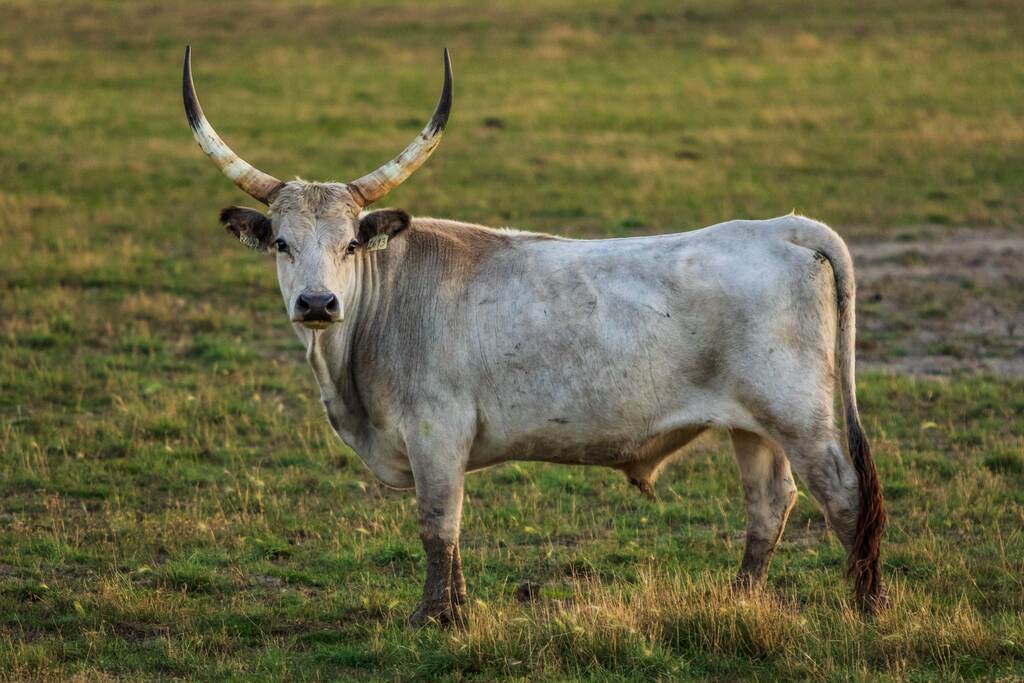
1 1 1022 680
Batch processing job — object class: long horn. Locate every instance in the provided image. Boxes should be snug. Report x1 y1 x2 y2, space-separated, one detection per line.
347 48 453 206
182 45 284 205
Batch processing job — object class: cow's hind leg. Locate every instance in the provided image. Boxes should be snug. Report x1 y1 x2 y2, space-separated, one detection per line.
731 429 797 589
778 431 872 604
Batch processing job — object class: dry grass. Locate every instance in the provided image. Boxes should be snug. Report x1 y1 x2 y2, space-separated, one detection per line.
450 571 1022 680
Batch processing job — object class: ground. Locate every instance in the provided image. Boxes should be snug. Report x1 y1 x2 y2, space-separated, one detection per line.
1 0 1022 680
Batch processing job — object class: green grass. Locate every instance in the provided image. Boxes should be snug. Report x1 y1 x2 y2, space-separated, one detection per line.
2 0 1023 680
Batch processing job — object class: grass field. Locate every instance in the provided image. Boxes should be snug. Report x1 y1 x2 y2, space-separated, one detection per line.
2 0 1023 680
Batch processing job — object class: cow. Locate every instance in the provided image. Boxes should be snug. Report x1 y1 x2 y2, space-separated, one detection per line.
182 46 885 626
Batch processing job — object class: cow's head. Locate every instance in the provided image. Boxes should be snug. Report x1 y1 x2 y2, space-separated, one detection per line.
182 46 451 329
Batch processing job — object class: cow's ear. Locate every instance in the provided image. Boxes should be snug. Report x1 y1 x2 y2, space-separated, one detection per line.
357 209 411 245
220 206 273 252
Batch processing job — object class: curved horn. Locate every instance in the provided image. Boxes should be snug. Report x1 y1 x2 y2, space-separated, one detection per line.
347 48 453 206
182 45 284 205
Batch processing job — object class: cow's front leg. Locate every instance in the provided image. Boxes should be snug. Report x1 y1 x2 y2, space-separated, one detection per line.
408 453 467 628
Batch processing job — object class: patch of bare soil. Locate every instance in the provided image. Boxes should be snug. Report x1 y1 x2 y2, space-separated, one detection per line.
849 229 1024 376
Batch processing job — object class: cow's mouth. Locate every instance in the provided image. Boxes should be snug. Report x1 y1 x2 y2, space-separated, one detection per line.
293 318 338 330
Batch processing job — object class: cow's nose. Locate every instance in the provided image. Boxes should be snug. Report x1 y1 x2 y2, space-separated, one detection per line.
295 291 340 323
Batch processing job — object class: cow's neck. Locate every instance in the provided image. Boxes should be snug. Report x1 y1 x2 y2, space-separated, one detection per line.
302 253 383 450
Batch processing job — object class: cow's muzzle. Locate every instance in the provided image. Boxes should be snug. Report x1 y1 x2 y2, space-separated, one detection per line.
294 291 341 327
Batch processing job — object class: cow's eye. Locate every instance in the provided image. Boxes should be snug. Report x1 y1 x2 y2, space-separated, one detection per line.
345 239 359 255
273 238 289 254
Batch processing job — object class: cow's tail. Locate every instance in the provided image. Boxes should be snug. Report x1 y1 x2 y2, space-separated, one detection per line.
782 216 886 612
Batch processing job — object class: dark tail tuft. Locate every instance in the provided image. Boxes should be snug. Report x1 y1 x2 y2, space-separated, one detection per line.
846 411 886 613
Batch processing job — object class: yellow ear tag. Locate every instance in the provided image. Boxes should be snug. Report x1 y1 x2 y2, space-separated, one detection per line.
366 234 389 252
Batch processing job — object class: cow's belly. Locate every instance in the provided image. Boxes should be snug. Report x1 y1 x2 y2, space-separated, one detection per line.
468 428 673 470
464 304 737 469
466 387 753 470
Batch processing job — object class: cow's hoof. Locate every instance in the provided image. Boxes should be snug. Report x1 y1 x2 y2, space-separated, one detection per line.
408 600 464 629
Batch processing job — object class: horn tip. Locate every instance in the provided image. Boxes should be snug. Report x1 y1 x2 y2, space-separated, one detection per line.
182 45 203 133
428 48 453 136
